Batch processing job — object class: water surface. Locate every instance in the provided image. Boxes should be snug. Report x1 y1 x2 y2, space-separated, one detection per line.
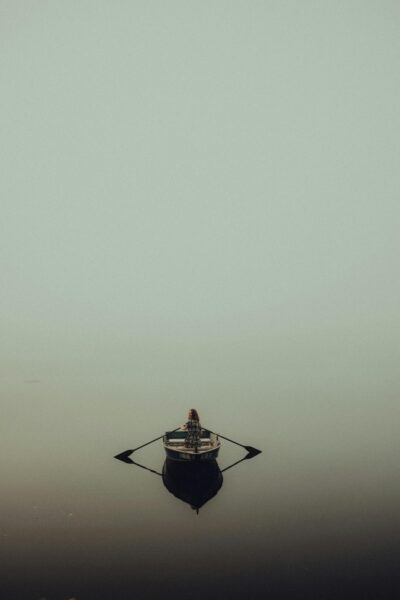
2 2 400 598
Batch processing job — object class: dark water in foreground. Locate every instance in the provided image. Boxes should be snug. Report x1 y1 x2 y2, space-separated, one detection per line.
2 399 400 600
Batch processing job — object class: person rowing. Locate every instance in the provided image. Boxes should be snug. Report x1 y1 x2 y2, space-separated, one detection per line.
182 408 202 448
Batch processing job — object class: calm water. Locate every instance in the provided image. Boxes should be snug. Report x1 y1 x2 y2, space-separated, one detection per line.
2 384 400 600
2 2 400 598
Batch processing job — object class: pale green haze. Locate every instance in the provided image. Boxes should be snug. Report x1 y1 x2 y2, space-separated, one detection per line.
1 2 399 599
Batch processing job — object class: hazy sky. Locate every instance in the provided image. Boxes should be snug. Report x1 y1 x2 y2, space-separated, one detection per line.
1 3 400 598
2 0 399 418
2 0 399 433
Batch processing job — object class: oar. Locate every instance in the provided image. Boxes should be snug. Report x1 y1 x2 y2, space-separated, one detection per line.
220 456 248 473
114 427 180 460
114 450 135 464
129 460 163 476
207 430 261 457
114 426 182 462
114 451 163 475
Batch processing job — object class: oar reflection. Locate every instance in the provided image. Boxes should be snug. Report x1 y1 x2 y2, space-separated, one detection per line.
115 449 261 512
115 421 261 511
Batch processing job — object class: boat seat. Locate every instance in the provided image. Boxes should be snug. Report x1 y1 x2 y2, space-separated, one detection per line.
166 431 187 439
168 438 211 443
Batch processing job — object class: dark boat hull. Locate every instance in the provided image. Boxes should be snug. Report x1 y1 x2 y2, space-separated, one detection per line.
162 458 223 510
164 446 220 462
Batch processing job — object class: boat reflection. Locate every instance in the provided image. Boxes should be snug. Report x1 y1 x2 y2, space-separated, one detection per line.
114 431 261 512
115 447 261 512
162 458 223 512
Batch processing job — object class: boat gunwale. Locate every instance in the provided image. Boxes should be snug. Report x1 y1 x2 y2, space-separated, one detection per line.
163 440 221 456
163 431 220 456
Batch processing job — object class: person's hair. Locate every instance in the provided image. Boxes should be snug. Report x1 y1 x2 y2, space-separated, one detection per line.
188 408 200 421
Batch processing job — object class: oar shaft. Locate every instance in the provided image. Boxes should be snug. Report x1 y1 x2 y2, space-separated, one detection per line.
131 427 181 453
131 435 164 452
220 456 247 473
131 460 162 476
208 430 247 449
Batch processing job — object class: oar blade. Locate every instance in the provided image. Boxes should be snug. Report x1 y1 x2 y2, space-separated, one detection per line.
114 450 134 464
244 446 262 459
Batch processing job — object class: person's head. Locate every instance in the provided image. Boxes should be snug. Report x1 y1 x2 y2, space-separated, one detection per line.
188 408 200 421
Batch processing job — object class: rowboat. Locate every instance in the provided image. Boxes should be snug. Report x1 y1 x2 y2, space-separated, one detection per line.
163 428 221 462
115 410 261 513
